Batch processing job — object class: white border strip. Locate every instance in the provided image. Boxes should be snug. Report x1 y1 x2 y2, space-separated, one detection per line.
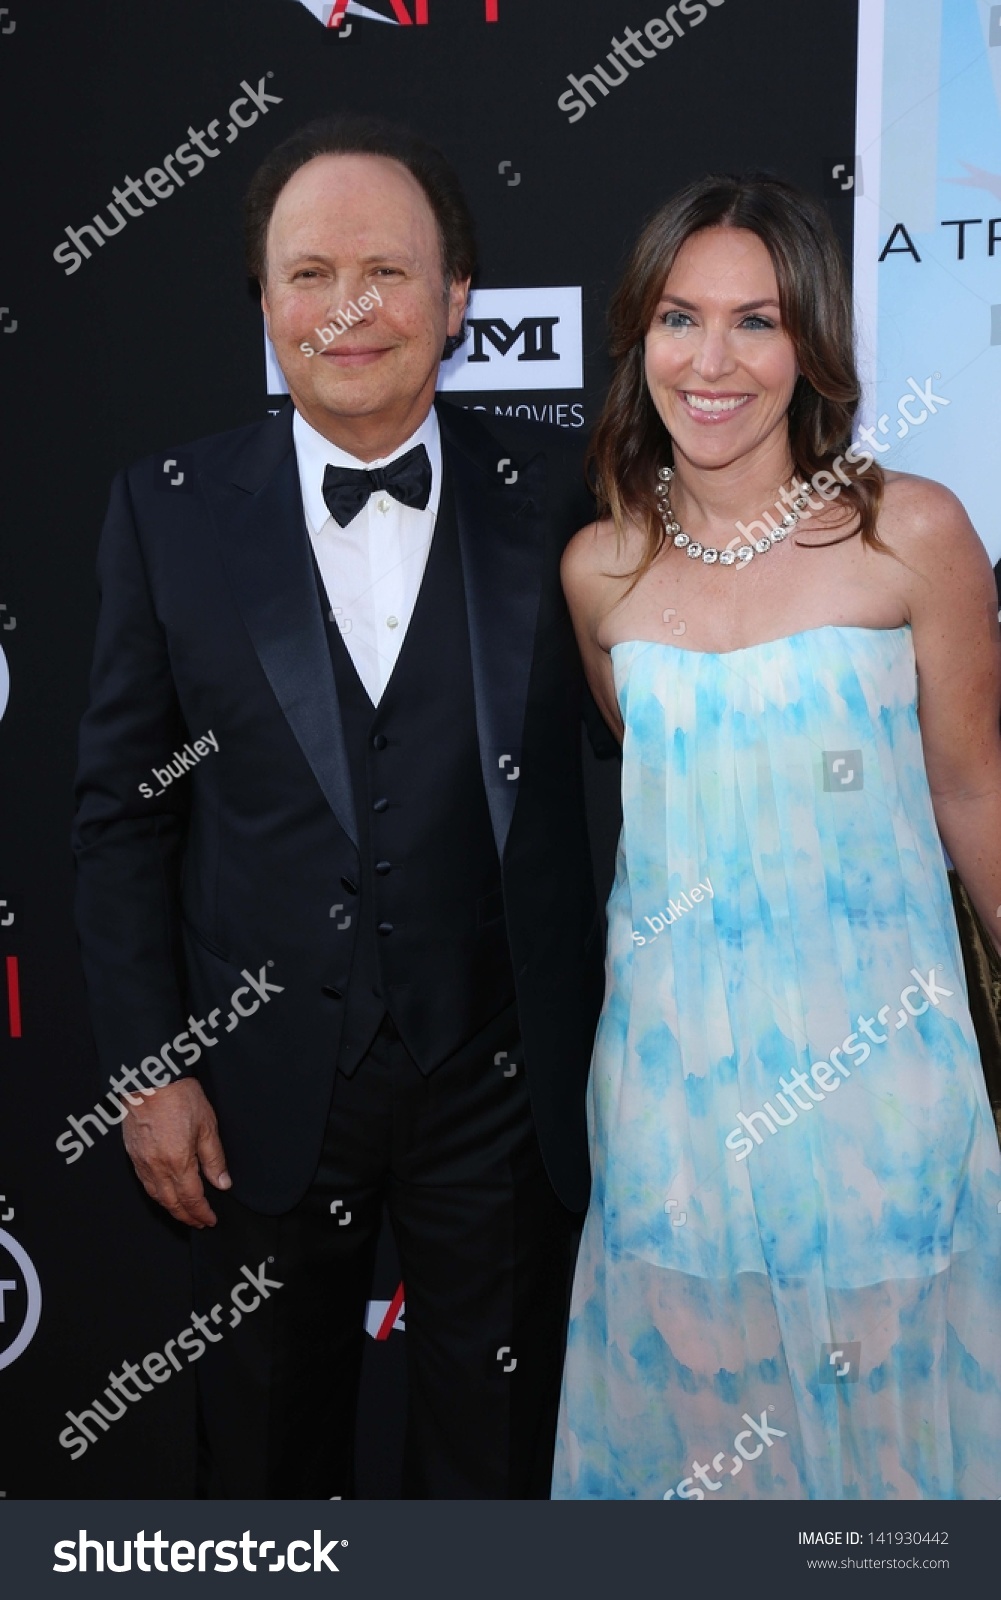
853 0 886 432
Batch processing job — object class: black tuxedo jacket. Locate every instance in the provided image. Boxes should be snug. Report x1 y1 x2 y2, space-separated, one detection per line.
73 400 604 1214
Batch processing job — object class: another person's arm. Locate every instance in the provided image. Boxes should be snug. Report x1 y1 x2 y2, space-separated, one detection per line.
561 519 626 742
889 475 1001 957
73 471 230 1227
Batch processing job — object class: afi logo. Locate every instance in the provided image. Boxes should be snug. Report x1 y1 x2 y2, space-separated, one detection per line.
439 287 583 393
295 1 499 26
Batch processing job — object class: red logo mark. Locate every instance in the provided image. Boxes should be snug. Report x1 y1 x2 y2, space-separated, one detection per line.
328 0 498 23
375 1281 405 1339
6 955 21 1038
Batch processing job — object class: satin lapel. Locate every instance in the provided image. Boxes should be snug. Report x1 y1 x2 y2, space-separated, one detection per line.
439 403 546 863
201 410 359 848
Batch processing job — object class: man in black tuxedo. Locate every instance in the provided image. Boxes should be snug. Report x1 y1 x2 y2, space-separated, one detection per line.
73 115 604 1499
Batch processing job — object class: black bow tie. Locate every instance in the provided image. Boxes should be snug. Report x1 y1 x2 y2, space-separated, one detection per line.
321 443 432 528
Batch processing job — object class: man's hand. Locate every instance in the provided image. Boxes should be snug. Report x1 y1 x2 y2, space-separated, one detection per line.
122 1078 231 1228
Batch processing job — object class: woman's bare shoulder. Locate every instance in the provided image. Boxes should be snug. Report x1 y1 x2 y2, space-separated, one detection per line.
878 470 973 551
561 515 645 590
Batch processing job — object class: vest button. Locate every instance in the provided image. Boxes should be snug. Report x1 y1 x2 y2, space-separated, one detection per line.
377 921 394 936
321 984 343 1000
375 860 392 876
372 733 388 751
373 797 389 813
340 876 358 894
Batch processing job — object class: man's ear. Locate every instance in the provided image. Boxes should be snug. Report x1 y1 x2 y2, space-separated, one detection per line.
259 271 273 335
447 276 472 337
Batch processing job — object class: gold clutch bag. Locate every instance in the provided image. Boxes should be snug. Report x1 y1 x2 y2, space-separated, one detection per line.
949 870 1001 1147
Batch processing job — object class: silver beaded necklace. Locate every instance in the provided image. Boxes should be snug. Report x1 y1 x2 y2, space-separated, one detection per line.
655 465 813 567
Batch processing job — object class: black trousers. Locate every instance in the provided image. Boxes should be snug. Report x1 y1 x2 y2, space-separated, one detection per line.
190 1009 581 1498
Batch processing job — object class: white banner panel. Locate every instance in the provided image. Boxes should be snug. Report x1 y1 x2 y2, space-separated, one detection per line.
437 285 584 393
855 0 1001 564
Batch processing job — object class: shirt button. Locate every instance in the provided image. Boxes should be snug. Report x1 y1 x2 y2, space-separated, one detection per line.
377 497 392 514
372 734 388 751
375 860 392 875
377 921 394 936
373 797 389 813
386 615 399 630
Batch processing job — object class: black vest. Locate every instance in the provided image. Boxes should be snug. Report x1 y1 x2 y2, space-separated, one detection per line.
316 474 517 1074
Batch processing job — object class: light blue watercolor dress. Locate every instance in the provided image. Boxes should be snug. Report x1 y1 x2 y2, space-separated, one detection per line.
553 626 1001 1501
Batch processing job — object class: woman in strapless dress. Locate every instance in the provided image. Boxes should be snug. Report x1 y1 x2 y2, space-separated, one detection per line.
553 174 1001 1500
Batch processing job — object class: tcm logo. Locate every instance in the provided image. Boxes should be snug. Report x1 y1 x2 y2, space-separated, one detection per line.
439 287 583 393
0 1227 42 1372
293 0 499 26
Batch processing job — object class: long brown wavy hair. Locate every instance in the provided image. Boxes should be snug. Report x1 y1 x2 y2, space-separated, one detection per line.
590 174 888 584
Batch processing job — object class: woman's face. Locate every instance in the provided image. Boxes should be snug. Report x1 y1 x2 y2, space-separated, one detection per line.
644 226 800 475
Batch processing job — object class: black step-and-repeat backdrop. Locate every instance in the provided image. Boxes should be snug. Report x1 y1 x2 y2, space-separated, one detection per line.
0 0 860 1498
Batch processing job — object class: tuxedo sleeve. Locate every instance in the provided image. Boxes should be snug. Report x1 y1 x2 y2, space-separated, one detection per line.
72 470 197 1082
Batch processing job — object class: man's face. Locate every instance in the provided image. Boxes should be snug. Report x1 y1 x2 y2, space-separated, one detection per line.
261 152 469 449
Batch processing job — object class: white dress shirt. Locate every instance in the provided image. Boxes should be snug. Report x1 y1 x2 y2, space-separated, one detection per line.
293 407 442 705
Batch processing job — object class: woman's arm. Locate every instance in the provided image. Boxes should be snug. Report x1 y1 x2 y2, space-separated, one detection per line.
561 521 625 742
892 476 1001 957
